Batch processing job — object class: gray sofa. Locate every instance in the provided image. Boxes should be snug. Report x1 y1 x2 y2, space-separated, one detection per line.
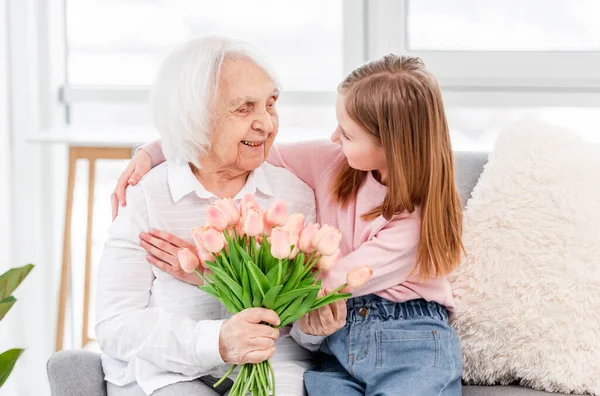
47 152 585 396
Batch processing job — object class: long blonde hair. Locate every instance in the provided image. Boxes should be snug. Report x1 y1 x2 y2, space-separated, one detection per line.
333 54 463 280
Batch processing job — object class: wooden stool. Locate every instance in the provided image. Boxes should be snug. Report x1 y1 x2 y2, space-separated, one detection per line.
30 128 158 351
56 146 133 350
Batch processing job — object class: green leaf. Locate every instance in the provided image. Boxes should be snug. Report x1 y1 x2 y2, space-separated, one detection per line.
246 261 270 297
265 265 279 287
0 297 16 321
0 264 34 301
277 294 306 326
209 267 243 302
197 284 220 300
241 264 253 309
252 289 263 307
273 286 321 310
299 277 316 288
281 288 319 327
235 244 254 265
206 274 243 312
225 231 242 276
310 293 352 310
220 289 242 314
0 348 24 388
281 257 306 294
262 285 283 310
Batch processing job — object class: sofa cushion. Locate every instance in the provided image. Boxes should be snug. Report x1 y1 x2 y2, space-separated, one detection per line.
450 118 600 395
464 385 572 396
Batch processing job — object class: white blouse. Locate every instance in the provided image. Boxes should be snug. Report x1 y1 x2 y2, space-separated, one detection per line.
95 160 319 395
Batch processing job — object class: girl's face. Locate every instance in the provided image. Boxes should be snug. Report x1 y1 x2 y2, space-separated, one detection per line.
331 94 387 174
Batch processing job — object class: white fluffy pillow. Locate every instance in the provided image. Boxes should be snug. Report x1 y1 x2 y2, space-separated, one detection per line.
450 117 600 395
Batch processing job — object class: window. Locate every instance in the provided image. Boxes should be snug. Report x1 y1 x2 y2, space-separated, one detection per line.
407 0 600 51
66 0 344 90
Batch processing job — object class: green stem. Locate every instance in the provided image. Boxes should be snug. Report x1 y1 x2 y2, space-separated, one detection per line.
213 364 237 389
276 259 282 286
241 364 255 395
269 360 276 396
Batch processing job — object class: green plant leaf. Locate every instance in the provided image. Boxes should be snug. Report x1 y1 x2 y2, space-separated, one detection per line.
281 258 306 294
235 244 254 266
0 348 24 388
273 286 321 310
197 284 220 300
281 288 319 327
206 274 243 312
240 264 253 309
246 261 270 297
252 289 263 307
0 297 16 321
0 264 34 301
209 267 243 303
265 265 279 287
310 293 352 310
225 231 242 276
262 285 283 310
277 294 306 326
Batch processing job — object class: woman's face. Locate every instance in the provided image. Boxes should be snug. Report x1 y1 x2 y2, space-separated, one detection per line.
205 57 280 174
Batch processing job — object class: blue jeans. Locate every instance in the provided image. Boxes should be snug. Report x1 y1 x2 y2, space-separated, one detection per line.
304 296 462 396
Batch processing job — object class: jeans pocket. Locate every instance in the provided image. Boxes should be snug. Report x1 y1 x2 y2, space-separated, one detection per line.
376 329 441 369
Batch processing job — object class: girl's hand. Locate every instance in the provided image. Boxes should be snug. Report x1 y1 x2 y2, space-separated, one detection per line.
140 229 203 286
111 149 152 221
297 288 347 336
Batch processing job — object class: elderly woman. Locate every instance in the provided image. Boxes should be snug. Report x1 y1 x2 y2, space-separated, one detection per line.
96 37 341 396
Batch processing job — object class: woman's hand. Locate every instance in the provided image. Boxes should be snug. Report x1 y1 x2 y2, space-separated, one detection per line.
112 149 152 220
297 287 347 337
219 308 281 364
139 229 203 286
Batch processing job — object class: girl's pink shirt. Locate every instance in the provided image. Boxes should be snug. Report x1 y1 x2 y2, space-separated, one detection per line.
142 139 456 312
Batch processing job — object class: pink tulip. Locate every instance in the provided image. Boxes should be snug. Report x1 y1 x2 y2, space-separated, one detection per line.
196 247 214 267
206 205 228 231
202 228 226 253
214 198 240 226
270 228 291 259
266 200 288 227
316 248 341 271
243 209 264 237
178 248 200 273
240 194 261 217
312 225 342 256
298 223 320 253
262 212 273 237
283 213 304 239
347 266 373 289
191 227 206 249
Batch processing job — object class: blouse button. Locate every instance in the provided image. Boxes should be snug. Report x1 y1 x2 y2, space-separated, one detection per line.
359 307 369 317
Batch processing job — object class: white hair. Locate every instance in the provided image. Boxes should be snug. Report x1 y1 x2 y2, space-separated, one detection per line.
149 36 280 168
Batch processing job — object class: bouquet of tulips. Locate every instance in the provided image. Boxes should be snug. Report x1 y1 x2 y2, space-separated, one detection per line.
177 195 372 396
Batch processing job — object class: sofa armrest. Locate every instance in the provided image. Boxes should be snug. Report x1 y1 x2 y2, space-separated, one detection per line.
47 350 106 396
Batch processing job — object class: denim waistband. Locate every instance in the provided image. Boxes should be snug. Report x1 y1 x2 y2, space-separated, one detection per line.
346 295 448 323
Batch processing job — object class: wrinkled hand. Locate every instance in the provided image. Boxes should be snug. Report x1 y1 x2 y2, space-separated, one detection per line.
297 287 347 337
139 229 202 286
111 149 152 220
219 308 281 365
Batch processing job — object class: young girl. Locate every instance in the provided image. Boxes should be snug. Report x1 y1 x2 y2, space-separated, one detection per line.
114 54 463 395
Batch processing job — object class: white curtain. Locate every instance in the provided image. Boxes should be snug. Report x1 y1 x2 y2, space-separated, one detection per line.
1 0 58 394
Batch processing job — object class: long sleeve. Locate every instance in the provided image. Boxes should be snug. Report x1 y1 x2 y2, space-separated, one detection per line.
140 140 166 167
289 322 326 352
267 140 342 190
95 183 225 377
322 214 421 297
